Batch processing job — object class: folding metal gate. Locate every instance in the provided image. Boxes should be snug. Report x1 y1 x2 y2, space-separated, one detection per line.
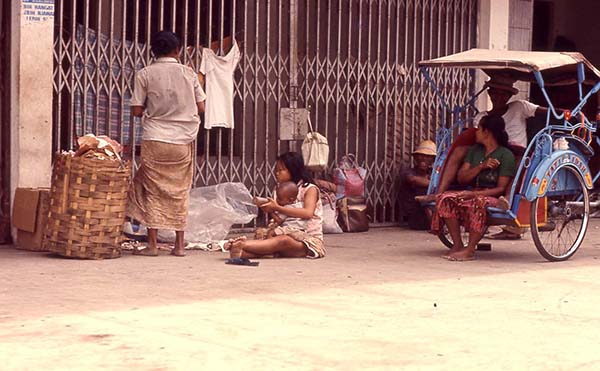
53 0 477 224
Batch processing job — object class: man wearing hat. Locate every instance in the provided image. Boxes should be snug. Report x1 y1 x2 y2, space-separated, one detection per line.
417 75 554 238
400 140 437 230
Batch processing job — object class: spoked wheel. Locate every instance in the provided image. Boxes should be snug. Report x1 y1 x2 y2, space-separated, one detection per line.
438 224 469 249
531 166 590 261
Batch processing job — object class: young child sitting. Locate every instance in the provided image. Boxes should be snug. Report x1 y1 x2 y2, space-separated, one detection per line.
254 181 307 239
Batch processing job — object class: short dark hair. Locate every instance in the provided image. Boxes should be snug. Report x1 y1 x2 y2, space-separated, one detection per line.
277 152 315 186
151 31 180 57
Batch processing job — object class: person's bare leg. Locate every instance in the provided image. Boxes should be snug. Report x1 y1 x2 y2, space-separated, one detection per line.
442 217 465 257
171 231 185 257
135 228 159 256
230 235 307 259
438 146 469 194
448 231 482 261
417 146 469 202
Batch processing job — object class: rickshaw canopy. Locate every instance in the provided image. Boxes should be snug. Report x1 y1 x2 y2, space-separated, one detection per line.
419 48 600 86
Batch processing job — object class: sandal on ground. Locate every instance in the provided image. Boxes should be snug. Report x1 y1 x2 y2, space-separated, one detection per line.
225 258 259 267
487 230 522 240
446 255 475 261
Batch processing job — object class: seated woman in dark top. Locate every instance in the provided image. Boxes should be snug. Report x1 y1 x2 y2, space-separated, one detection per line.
430 115 516 261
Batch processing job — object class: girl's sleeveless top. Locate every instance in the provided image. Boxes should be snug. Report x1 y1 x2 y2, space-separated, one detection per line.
297 183 323 240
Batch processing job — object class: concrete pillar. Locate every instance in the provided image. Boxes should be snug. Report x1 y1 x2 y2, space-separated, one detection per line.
476 0 510 111
11 0 54 192
478 0 510 50
9 1 54 240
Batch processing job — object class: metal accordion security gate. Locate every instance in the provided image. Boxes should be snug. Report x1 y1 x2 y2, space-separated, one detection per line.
53 0 477 224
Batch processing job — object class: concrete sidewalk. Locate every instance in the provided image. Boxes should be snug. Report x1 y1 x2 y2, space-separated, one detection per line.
3 222 600 370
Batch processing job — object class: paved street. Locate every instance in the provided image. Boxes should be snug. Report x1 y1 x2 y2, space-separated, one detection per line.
3 222 600 370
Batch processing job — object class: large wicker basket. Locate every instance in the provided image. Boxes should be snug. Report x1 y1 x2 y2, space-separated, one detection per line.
44 153 131 259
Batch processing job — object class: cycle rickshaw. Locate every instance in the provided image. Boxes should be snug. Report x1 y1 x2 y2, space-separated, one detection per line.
418 49 600 261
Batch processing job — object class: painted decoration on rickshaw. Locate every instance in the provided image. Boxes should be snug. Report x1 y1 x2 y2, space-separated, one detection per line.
529 151 592 198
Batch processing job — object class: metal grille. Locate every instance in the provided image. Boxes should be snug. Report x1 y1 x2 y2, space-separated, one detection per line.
53 0 477 224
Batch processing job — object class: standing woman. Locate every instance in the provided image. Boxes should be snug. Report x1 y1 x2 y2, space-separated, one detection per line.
128 31 206 257
227 152 326 263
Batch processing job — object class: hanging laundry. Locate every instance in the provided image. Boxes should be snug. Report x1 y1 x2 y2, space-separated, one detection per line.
200 41 241 129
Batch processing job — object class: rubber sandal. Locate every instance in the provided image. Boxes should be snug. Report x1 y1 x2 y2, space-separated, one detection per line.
225 258 259 267
488 231 522 240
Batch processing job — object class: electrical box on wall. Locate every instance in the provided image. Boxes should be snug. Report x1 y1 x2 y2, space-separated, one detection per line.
279 107 309 140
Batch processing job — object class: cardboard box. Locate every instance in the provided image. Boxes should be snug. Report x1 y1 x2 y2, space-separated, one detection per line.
12 188 50 251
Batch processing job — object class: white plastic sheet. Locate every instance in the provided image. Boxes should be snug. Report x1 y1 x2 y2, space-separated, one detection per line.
158 182 258 243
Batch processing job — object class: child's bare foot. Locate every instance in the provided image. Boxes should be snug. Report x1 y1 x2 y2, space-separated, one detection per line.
254 228 268 240
228 236 247 259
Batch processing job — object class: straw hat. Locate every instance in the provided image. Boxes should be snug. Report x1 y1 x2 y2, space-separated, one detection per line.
412 140 437 156
484 75 518 95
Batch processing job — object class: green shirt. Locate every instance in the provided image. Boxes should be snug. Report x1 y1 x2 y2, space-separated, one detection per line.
464 144 516 188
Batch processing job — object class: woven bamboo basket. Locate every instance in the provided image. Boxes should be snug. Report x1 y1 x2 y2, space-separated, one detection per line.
44 153 131 259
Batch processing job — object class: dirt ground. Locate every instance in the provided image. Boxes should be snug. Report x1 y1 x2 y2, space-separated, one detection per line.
3 222 600 370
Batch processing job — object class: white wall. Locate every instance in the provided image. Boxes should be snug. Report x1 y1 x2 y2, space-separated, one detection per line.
477 0 511 111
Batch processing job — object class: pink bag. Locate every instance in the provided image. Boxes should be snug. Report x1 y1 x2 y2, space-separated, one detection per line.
332 154 367 198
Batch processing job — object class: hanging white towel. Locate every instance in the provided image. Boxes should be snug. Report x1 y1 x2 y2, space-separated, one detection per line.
199 42 241 129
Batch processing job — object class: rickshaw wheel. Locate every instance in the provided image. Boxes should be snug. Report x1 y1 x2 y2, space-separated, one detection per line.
438 224 469 249
530 166 590 262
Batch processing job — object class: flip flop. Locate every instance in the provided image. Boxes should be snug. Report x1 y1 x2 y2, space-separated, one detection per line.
225 258 259 267
445 254 475 261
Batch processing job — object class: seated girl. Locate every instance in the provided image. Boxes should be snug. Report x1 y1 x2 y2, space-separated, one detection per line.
430 115 516 261
226 152 325 265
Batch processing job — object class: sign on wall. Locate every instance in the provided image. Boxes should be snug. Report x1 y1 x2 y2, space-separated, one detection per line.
22 0 54 22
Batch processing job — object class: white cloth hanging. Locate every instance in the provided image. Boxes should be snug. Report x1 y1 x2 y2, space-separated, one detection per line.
199 41 241 129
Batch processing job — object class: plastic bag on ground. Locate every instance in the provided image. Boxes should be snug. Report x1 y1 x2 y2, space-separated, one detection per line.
158 182 258 244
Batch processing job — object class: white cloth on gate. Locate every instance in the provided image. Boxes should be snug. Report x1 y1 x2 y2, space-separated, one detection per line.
199 42 241 129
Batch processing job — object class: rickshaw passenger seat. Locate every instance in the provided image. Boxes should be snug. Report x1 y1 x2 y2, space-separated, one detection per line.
486 207 517 226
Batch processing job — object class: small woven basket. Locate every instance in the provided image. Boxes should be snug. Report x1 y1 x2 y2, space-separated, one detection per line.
44 153 131 259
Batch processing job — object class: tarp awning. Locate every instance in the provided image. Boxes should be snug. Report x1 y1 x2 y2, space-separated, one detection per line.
419 49 600 85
